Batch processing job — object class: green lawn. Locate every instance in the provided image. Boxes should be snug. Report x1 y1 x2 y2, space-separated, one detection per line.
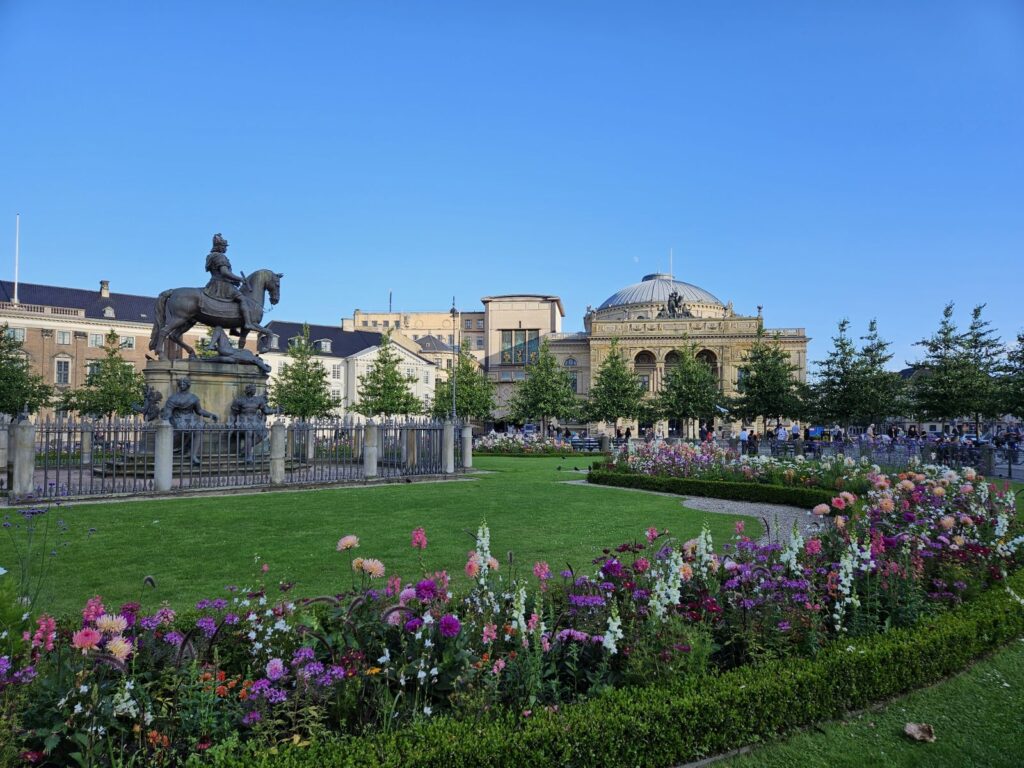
1 456 760 616
723 637 1024 768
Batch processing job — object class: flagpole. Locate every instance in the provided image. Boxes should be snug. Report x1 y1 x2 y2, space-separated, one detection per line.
13 213 19 304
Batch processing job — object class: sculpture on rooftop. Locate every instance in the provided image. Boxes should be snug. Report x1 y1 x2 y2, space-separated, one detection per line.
147 234 283 360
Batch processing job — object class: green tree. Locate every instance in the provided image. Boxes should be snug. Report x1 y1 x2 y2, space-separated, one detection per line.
0 325 52 417
61 330 145 417
730 327 802 428
431 340 496 420
1001 333 1024 419
812 319 860 427
506 338 580 432
853 319 906 426
353 331 422 417
584 339 646 425
911 303 981 429
960 304 1003 433
656 345 722 437
269 324 339 419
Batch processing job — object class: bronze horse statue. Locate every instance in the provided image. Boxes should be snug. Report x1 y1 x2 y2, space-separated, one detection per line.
148 269 283 359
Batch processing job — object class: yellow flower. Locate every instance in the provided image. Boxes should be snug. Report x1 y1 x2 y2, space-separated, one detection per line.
96 614 128 635
352 557 365 572
106 635 132 662
365 667 382 676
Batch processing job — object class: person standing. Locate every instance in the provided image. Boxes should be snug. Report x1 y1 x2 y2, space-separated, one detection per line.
739 426 749 454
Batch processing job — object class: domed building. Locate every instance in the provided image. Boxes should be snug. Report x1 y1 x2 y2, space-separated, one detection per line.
546 273 809 435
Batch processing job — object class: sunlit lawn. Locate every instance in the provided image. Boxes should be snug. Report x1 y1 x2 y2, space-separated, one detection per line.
1 456 761 616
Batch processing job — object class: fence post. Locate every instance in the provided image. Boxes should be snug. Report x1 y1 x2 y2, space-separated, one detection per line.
979 445 994 477
80 421 94 465
0 422 8 477
154 420 173 492
405 427 418 470
364 421 378 479
443 421 455 474
461 425 473 469
10 420 36 497
270 422 286 485
599 434 610 454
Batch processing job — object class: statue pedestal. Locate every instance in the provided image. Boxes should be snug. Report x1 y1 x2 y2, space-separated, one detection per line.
143 359 270 424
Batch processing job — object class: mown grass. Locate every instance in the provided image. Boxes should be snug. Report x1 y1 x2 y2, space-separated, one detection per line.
1 456 762 616
724 637 1024 768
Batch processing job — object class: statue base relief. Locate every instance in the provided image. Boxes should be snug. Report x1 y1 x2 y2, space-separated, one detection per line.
143 359 270 425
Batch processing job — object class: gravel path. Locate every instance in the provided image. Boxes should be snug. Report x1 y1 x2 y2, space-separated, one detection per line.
563 478 827 543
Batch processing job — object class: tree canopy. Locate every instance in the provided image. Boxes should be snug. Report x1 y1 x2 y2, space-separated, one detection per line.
269 323 339 419
505 338 579 431
656 345 722 432
0 325 52 417
584 339 646 424
61 330 145 417
730 327 802 427
353 332 423 418
431 341 495 421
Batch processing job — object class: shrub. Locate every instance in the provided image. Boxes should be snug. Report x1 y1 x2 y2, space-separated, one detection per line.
588 469 835 508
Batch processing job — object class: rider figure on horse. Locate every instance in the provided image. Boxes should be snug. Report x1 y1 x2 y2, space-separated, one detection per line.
204 233 260 333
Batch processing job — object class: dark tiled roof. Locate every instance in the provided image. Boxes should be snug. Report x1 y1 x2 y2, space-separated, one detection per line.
415 334 455 353
0 280 157 323
265 321 383 359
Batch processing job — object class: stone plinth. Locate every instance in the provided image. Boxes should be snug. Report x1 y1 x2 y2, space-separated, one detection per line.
143 359 269 424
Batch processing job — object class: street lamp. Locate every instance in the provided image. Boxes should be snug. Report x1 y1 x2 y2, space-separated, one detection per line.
449 297 458 422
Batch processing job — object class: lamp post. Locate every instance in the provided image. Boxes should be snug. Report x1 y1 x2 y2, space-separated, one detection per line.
450 297 458 422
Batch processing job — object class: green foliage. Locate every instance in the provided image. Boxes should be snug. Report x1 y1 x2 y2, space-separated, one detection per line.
656 344 722 427
60 329 145 417
1001 332 1024 418
431 341 495 420
0 324 52 417
506 339 580 430
911 303 1002 429
587 469 835 508
811 319 858 426
853 319 906 425
269 324 339 419
585 339 646 423
353 332 423 417
186 569 1024 767
730 327 802 426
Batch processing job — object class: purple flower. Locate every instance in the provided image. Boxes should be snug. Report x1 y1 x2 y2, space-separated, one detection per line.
404 617 424 633
242 710 262 725
438 613 461 638
196 617 217 638
415 579 438 602
196 599 211 610
163 631 184 646
777 621 791 632
568 594 606 608
211 598 228 610
292 646 316 665
139 616 160 631
265 687 288 703
266 658 285 681
223 613 240 625
317 665 347 686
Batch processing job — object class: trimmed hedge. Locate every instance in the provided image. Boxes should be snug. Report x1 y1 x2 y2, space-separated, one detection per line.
587 469 835 509
204 571 1024 768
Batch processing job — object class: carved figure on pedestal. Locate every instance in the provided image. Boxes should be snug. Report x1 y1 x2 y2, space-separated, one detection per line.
148 233 283 360
130 386 163 422
161 376 218 465
206 326 272 373
230 384 280 463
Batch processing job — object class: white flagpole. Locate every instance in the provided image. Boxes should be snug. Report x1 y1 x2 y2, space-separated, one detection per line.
13 213 19 304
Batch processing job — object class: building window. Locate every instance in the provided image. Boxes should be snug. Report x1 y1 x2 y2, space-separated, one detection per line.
361 320 368 327
4 327 26 342
564 358 578 367
500 371 512 382
406 368 414 378
332 364 342 379
86 361 101 378
88 333 105 348
317 339 332 353
477 319 484 330
446 359 452 369
57 330 71 345
423 372 430 384
383 320 390 328
103 306 115 318
638 374 650 391
567 371 578 393
476 337 484 349
448 334 454 345
331 388 341 399
371 320 378 327
120 336 135 349
55 358 70 385
464 319 472 330
500 329 540 365
514 371 527 381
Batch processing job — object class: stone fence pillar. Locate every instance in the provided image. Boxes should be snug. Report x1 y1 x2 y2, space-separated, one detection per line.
405 427 418 470
0 423 9 477
80 422 93 465
364 422 379 479
979 445 994 477
10 421 36 497
443 421 455 474
461 425 473 469
153 420 173 493
270 422 286 485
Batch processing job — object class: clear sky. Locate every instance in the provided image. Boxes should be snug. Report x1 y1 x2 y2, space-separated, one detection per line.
2 2 1022 370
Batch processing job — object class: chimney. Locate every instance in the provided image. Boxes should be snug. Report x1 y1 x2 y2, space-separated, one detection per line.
100 280 110 298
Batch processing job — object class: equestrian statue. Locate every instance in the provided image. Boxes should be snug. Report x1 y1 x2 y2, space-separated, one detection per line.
148 234 283 359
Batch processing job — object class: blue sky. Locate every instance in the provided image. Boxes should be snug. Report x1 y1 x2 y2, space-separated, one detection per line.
2 2 1022 369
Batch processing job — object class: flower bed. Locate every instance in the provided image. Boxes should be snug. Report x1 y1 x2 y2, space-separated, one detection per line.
474 433 604 456
1 467 1021 765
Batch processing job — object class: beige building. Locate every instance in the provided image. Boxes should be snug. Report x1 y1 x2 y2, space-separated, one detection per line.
1 279 206 417
342 308 488 361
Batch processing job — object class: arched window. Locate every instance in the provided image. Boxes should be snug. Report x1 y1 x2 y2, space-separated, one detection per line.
634 351 656 366
564 358 577 367
696 350 718 380
664 351 681 367
634 351 656 391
